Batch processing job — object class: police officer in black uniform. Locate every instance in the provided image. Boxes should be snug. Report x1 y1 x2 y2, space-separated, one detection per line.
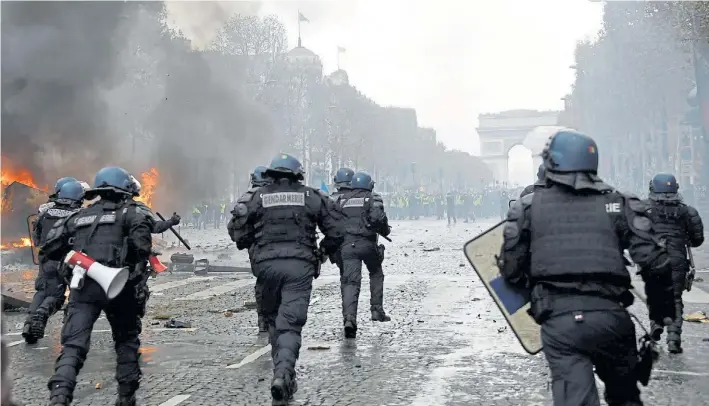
337 171 392 339
331 168 354 203
644 173 704 354
499 129 673 406
127 175 181 234
22 180 85 344
328 167 354 273
244 165 271 333
520 163 545 198
40 167 153 406
228 154 344 405
38 177 79 214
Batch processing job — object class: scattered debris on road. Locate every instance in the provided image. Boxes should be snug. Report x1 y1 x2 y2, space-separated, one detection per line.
307 345 330 351
164 318 192 329
683 311 709 323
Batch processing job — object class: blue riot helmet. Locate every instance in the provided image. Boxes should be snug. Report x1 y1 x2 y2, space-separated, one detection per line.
541 129 599 173
250 166 270 187
350 172 374 191
536 163 545 181
57 181 85 202
265 153 305 180
333 168 354 188
92 167 134 195
53 177 78 196
650 173 679 194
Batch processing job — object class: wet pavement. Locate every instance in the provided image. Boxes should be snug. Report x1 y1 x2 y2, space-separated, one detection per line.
4 219 709 405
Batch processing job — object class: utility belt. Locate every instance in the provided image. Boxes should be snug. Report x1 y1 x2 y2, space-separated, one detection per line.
529 289 630 324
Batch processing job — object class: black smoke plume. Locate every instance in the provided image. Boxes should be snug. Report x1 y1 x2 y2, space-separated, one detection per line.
2 1 278 212
1 1 132 182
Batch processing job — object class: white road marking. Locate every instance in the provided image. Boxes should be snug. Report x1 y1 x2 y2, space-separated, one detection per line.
5 328 195 338
149 276 216 293
225 344 271 369
7 340 24 347
6 329 112 337
158 394 192 406
149 328 197 333
654 369 709 377
175 278 253 301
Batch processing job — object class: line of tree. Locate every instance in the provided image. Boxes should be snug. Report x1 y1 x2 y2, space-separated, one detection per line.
560 1 709 201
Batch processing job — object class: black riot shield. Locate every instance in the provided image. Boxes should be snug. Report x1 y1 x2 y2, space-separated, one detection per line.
463 221 542 355
27 214 40 265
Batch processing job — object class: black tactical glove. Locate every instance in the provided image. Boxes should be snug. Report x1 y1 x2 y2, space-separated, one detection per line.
380 225 391 238
169 212 181 226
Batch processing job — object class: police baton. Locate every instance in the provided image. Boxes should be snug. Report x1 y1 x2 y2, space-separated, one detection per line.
156 212 191 250
381 235 392 242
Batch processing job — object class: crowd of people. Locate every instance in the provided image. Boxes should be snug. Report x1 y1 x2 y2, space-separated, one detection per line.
382 186 520 223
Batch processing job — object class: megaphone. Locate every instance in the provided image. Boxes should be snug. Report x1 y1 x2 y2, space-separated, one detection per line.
63 250 130 299
149 255 168 274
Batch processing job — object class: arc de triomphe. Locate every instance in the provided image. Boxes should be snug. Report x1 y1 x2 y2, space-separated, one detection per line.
476 110 562 184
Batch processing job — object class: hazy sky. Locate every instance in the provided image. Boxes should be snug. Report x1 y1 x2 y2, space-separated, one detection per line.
258 0 603 158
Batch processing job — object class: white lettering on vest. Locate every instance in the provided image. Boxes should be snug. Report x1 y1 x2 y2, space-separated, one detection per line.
261 192 305 208
605 203 621 213
341 197 368 208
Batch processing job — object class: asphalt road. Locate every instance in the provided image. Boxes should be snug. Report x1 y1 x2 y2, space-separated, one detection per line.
4 219 709 405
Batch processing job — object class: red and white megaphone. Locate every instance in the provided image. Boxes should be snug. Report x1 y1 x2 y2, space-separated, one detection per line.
63 250 130 299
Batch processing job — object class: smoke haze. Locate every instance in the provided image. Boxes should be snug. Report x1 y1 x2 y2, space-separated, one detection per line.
2 1 277 212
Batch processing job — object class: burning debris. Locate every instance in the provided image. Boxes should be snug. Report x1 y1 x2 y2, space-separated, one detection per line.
1 180 48 251
135 168 159 209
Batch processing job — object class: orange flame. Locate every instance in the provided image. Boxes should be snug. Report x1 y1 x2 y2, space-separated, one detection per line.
135 168 159 209
0 237 32 250
1 158 49 214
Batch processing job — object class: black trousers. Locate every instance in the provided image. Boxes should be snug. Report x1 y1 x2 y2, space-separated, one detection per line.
541 309 642 406
340 239 385 319
27 260 66 318
257 259 315 383
48 279 142 400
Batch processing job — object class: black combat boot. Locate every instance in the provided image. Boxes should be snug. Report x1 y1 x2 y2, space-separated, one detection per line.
23 310 49 344
343 315 357 339
271 373 297 405
115 393 136 406
667 341 683 354
48 394 71 406
371 307 391 322
258 314 268 333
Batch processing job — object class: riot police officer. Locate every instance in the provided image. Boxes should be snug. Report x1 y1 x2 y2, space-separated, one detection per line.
644 173 704 354
227 153 344 405
499 129 673 406
337 171 392 339
245 165 271 333
38 177 78 214
128 175 180 234
331 168 354 203
22 180 85 344
40 167 153 406
520 163 545 198
328 168 354 274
